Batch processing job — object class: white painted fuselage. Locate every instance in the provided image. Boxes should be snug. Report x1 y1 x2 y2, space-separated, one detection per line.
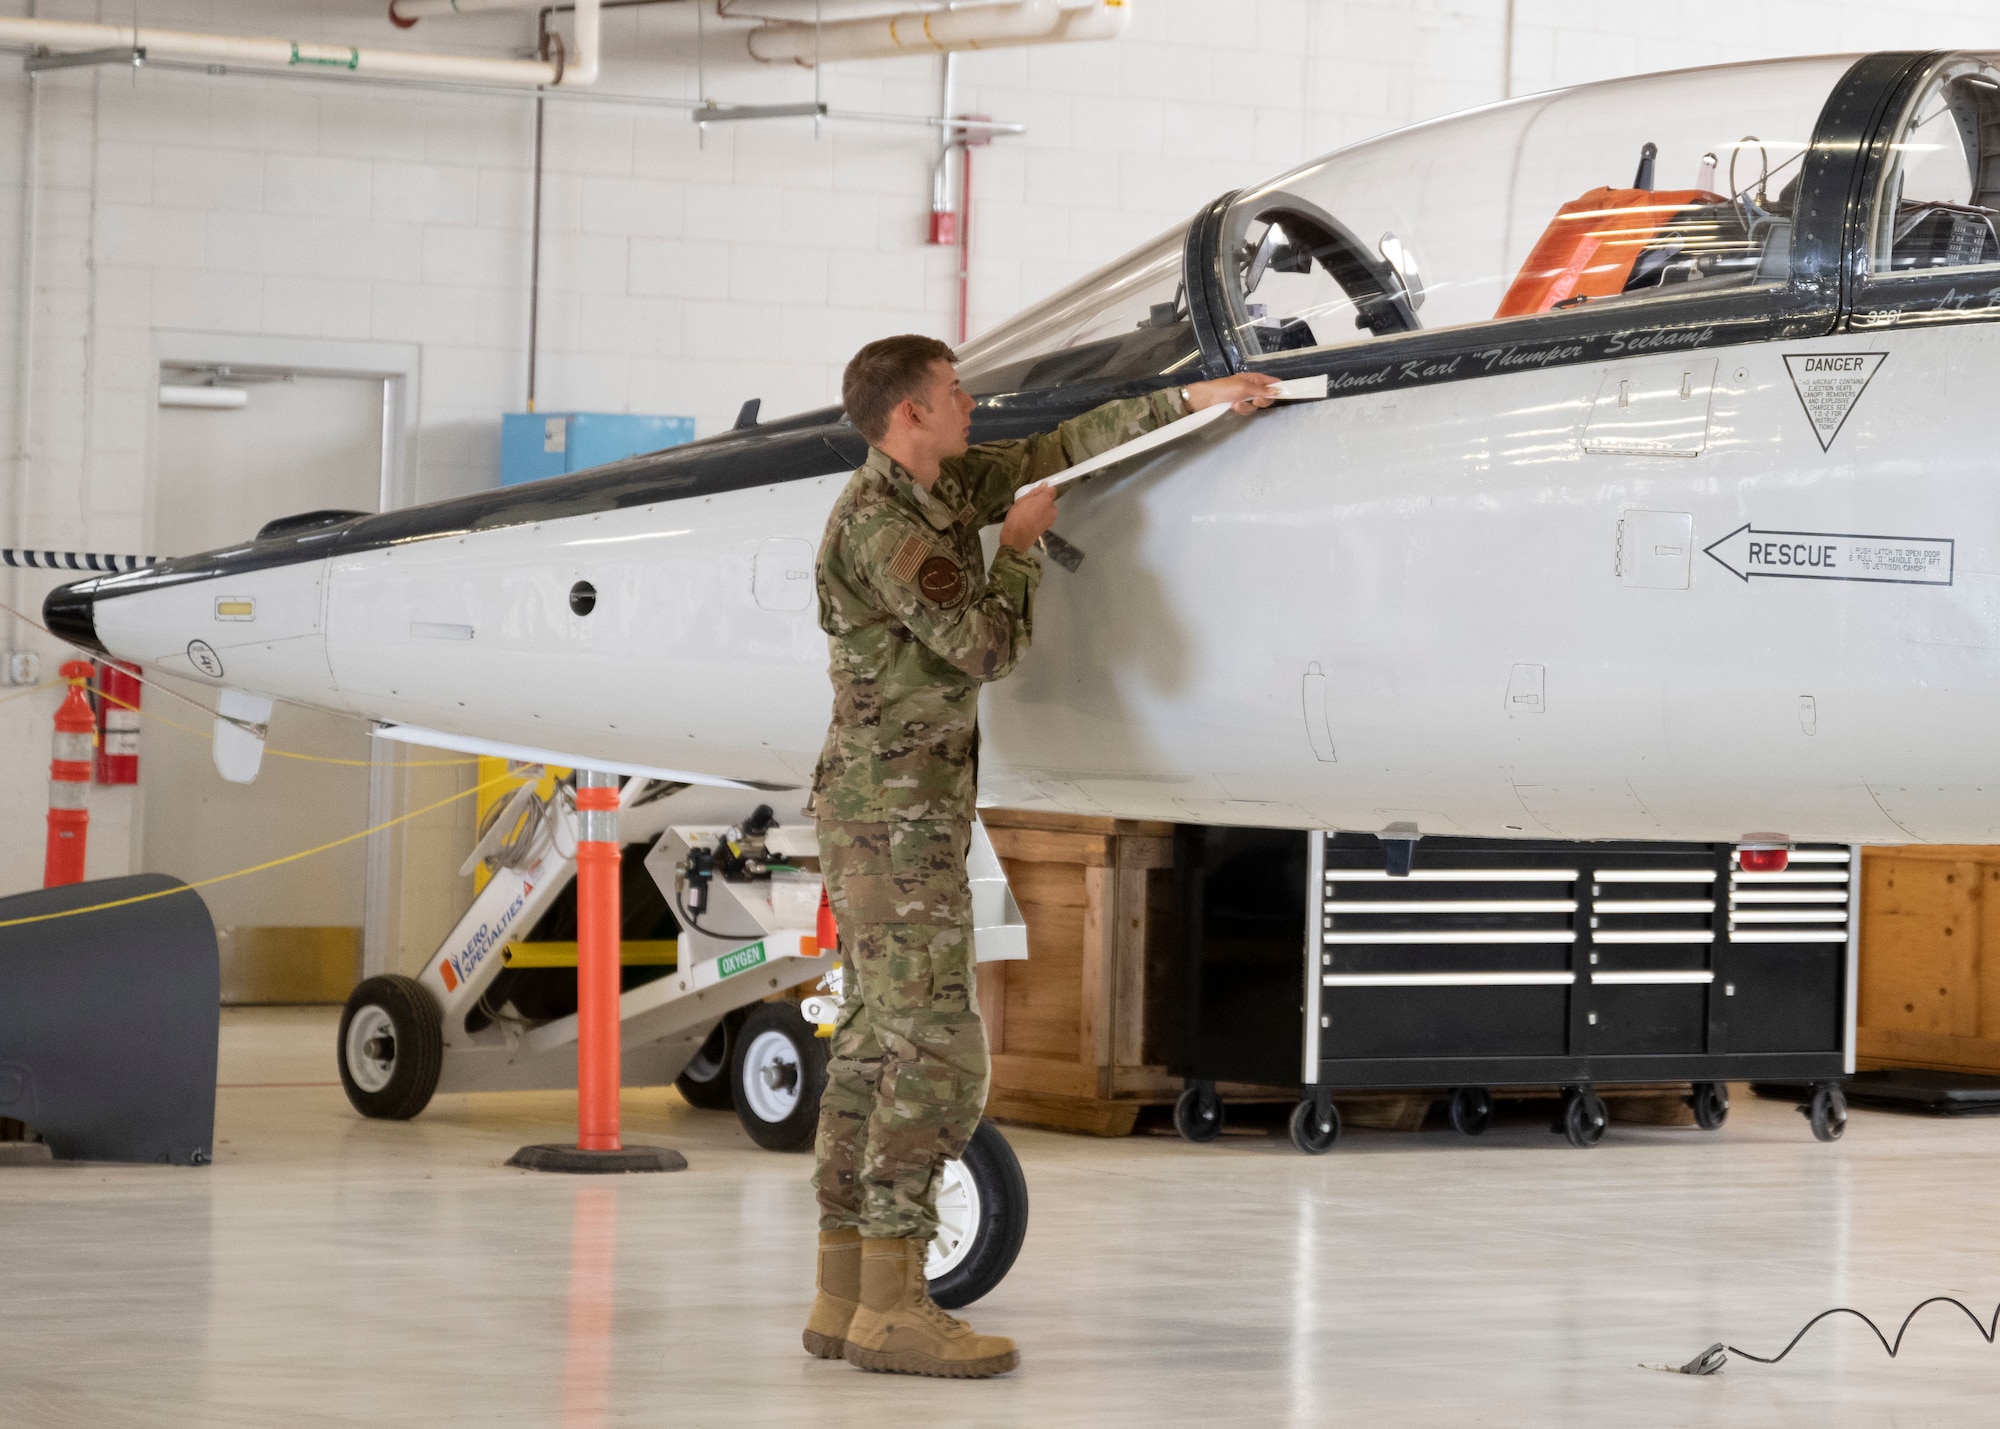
84 324 1999 844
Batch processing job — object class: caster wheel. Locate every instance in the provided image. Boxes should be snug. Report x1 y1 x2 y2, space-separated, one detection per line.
730 1002 828 1151
1288 1098 1341 1155
1448 1086 1493 1136
1690 1080 1729 1131
1561 1089 1606 1148
337 975 444 1121
927 1121 1029 1310
1807 1083 1847 1142
1173 1084 1223 1143
674 1014 738 1110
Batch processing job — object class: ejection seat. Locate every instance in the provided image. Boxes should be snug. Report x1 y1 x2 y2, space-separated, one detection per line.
1496 140 1794 316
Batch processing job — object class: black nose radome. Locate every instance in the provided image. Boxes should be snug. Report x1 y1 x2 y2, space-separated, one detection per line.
42 581 106 656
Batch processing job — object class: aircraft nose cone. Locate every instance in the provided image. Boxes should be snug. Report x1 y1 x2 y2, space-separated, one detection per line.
42 580 106 656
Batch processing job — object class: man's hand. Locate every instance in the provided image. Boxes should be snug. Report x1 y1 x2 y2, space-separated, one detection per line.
1000 481 1058 553
1184 373 1282 414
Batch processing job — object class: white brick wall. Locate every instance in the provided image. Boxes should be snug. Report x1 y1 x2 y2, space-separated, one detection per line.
1 0 1998 891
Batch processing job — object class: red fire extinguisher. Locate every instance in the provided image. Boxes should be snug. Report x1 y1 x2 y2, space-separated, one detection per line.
93 661 141 785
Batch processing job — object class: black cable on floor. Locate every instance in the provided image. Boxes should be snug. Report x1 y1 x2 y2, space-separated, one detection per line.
1731 1297 2000 1363
1667 1297 2000 1373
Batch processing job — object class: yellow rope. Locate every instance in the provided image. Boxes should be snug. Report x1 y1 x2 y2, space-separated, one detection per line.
0 677 63 707
0 767 519 931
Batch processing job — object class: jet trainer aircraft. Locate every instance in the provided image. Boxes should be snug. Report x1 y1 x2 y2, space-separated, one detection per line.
45 50 2000 846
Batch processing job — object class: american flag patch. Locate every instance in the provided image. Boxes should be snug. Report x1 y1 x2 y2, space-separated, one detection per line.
888 532 929 584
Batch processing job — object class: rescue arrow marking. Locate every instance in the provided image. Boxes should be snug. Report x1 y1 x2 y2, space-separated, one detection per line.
1783 352 1885 451
1703 523 1953 586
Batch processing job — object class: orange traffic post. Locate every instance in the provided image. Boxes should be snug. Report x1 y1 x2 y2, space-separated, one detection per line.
506 770 684 1175
573 769 622 1153
816 884 838 955
42 660 96 888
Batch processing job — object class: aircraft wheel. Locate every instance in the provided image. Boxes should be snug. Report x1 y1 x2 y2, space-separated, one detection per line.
337 975 443 1121
927 1121 1029 1310
1806 1083 1848 1143
1448 1086 1493 1137
1173 1083 1223 1143
1288 1097 1341 1155
1560 1088 1606 1148
674 1016 737 1111
731 1002 827 1151
1690 1080 1730 1131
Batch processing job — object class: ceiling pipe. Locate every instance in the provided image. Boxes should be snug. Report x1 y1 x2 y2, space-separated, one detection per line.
0 3 602 87
390 0 551 25
749 0 1101 66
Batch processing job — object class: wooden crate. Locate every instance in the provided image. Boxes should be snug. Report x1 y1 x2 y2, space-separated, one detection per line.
977 809 1192 1136
1855 846 2000 1074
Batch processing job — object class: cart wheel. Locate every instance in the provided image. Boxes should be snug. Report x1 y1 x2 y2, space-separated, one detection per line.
1448 1086 1493 1137
1287 1098 1341 1155
1689 1080 1729 1131
1173 1084 1223 1143
927 1121 1029 1310
337 975 443 1121
1807 1083 1847 1143
1561 1088 1606 1148
674 1017 736 1111
731 1002 828 1151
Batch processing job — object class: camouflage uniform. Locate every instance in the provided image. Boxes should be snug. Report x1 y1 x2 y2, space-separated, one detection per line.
810 388 1187 1240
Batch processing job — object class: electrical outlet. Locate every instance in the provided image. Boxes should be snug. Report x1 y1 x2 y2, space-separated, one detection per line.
5 651 41 686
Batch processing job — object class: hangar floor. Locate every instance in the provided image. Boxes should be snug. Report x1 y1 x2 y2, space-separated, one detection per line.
0 1007 1995 1426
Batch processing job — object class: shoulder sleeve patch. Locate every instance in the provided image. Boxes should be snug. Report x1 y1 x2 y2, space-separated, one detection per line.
887 531 929 584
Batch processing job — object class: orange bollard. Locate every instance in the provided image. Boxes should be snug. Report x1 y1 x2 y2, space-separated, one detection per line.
42 660 96 888
573 770 622 1153
816 883 837 955
505 771 684 1175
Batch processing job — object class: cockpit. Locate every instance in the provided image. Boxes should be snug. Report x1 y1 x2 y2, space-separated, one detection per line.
955 52 2000 400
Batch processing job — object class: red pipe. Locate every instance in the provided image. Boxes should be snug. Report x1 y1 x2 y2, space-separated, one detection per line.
573 778 622 1152
43 660 95 888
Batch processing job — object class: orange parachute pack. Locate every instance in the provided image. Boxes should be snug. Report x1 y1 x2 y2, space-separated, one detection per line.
1496 185 1725 318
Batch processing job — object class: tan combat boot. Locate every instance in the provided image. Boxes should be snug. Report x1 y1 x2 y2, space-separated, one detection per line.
802 1227 863 1359
842 1237 1019 1378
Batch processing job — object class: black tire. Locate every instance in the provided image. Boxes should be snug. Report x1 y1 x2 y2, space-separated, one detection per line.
1690 1080 1729 1131
1561 1089 1606 1148
337 975 443 1121
1173 1084 1223 1143
1808 1083 1848 1142
1288 1097 1341 1154
928 1121 1029 1310
1448 1086 1493 1136
675 1017 736 1110
730 1001 827 1151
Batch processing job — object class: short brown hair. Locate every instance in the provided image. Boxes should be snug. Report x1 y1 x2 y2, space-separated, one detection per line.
842 334 957 444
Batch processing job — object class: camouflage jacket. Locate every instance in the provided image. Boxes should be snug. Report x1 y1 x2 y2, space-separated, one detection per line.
810 389 1188 824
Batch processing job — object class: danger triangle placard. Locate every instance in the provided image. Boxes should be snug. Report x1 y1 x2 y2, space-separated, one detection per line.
1783 352 1886 451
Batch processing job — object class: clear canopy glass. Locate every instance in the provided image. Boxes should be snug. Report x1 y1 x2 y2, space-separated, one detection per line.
1221 56 1857 361
956 56 1873 397
1867 54 2000 274
955 222 1203 396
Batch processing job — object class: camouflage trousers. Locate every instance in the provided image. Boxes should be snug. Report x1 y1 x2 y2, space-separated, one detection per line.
811 817 988 1241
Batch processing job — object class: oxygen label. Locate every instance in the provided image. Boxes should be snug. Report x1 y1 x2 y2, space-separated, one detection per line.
717 942 767 978
1783 353 1886 451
